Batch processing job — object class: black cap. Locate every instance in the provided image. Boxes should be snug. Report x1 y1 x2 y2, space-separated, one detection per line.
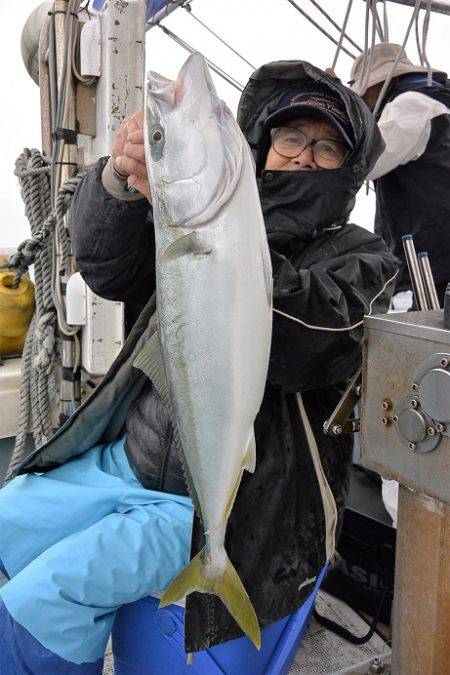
265 83 354 147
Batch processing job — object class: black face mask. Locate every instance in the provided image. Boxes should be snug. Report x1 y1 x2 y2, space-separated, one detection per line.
258 165 358 250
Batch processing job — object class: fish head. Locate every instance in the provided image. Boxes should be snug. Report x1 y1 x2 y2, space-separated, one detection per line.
145 53 243 228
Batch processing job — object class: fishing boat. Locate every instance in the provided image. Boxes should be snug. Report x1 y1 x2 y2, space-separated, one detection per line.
1 1 450 672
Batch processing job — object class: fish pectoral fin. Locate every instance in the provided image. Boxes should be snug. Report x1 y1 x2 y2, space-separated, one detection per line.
160 547 261 650
161 232 212 262
243 431 256 473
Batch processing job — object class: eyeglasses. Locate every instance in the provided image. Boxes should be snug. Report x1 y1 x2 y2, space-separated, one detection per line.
270 127 350 168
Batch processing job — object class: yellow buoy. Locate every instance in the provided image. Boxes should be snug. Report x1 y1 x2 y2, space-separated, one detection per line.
0 269 35 356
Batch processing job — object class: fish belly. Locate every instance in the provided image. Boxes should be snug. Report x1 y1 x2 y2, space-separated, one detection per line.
156 155 272 533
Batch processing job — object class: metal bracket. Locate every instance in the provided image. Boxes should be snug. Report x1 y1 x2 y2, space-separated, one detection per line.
323 365 362 437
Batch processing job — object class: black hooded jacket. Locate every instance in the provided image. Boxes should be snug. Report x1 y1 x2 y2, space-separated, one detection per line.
21 61 399 651
374 73 450 291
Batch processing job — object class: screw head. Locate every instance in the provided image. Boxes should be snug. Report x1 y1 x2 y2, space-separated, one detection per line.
369 656 385 672
381 416 391 426
441 358 449 368
382 399 392 411
437 423 444 433
410 399 418 408
393 414 399 423
331 424 343 436
427 427 436 436
409 442 416 451
412 382 419 392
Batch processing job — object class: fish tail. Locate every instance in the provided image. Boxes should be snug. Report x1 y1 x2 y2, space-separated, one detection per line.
160 547 261 649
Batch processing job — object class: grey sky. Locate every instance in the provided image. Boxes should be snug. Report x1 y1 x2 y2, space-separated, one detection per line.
0 0 448 248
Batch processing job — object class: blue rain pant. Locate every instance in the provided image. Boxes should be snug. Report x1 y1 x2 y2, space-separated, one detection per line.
0 437 194 671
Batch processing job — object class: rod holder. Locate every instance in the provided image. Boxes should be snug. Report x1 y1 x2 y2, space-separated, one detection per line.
418 252 440 310
402 235 429 311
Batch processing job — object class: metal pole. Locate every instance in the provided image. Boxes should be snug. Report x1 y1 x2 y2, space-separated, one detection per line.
364 0 450 15
402 234 429 310
418 252 441 309
54 0 81 420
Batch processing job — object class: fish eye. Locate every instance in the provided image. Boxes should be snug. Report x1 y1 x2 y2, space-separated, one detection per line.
150 126 164 145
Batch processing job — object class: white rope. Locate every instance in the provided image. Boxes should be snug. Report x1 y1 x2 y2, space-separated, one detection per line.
273 270 399 333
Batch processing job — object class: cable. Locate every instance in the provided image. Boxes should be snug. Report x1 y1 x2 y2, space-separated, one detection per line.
158 25 244 92
272 270 399 333
332 0 355 70
284 0 357 60
306 0 362 52
183 4 256 70
373 0 423 116
382 0 390 41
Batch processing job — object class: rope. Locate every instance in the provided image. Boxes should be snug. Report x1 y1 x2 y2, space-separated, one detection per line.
3 149 84 485
332 0 355 70
306 0 362 52
183 4 256 70
158 25 244 92
284 0 358 60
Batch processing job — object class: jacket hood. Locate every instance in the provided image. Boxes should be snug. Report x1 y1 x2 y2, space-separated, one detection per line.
237 61 385 240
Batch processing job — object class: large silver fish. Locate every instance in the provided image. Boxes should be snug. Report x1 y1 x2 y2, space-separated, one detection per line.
136 53 272 648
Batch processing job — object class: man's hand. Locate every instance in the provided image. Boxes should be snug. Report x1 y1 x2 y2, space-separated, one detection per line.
111 109 152 203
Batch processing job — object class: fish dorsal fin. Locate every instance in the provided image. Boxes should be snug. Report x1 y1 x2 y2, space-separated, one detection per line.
243 431 256 473
161 232 212 263
133 331 202 520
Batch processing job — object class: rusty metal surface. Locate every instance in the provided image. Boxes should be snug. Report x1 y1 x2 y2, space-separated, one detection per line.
361 312 450 504
391 486 450 673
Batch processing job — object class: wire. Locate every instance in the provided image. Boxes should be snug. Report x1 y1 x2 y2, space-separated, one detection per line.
183 4 256 70
332 0 355 70
158 25 244 92
373 0 423 116
272 270 399 333
306 0 362 52
284 0 358 60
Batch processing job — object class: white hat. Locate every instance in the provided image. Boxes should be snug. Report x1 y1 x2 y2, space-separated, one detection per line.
349 43 446 96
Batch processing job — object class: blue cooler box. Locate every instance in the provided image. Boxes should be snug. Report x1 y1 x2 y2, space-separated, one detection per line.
112 564 327 674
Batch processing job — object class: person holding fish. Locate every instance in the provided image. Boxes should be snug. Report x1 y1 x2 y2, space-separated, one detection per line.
0 57 398 672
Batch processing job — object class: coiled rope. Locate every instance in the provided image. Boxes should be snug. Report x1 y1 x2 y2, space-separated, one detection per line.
3 148 83 485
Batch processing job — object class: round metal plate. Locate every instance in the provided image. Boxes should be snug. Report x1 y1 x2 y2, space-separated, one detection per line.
419 368 450 423
397 408 426 443
393 395 441 453
413 353 450 388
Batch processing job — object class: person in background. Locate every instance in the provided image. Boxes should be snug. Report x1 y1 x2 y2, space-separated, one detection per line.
349 43 450 307
0 62 398 673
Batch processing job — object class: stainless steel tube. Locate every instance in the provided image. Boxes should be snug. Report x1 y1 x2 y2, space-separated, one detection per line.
402 235 429 310
418 252 441 309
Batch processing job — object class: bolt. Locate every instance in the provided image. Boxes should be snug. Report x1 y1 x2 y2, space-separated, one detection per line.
412 382 419 392
427 427 436 436
441 358 449 368
410 399 418 408
381 416 391 426
369 656 385 673
331 424 343 436
382 399 392 411
393 415 399 423
409 442 416 451
437 423 444 433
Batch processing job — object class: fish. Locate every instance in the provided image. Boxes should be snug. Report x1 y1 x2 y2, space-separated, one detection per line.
135 53 273 649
